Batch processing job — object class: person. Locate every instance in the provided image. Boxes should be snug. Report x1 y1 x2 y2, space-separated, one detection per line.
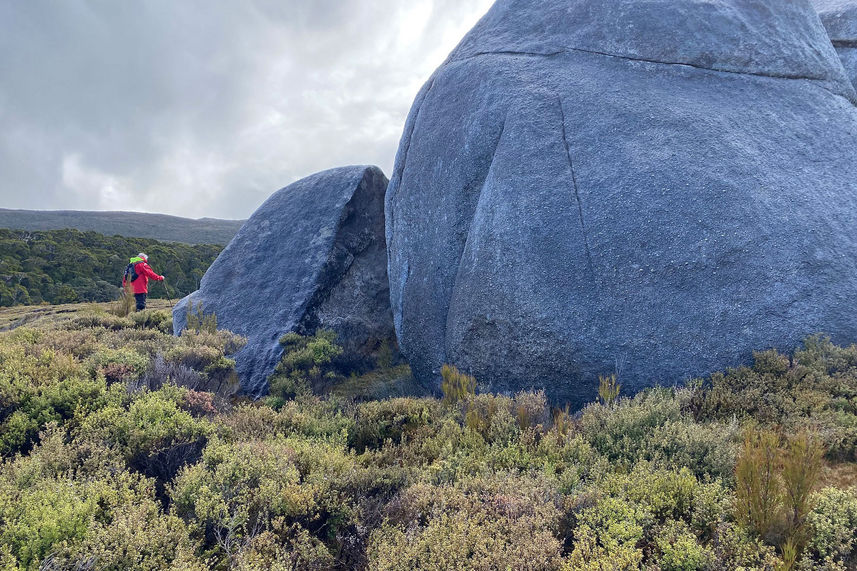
123 252 164 311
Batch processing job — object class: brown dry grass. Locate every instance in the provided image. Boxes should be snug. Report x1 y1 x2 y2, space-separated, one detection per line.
819 461 857 489
0 300 173 331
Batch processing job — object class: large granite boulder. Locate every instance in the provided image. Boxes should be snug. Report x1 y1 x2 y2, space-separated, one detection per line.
386 0 857 406
813 0 857 89
175 166 393 397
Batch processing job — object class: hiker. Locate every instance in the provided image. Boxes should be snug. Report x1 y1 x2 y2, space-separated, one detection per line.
123 252 165 311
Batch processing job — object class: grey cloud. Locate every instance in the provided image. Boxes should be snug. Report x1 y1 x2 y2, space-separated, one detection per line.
0 0 494 218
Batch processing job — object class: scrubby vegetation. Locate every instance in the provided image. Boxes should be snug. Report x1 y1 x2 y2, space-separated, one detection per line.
0 303 855 570
0 228 221 306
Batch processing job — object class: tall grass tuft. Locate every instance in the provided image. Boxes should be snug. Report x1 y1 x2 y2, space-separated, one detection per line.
735 428 825 565
781 431 824 556
186 300 217 334
598 374 621 406
110 284 136 317
440 364 476 405
735 429 782 540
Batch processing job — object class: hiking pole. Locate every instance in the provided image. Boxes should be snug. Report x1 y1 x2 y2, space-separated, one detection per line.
161 279 174 310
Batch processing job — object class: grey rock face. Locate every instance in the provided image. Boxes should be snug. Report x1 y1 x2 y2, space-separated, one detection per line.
386 0 857 406
175 166 393 397
813 0 857 89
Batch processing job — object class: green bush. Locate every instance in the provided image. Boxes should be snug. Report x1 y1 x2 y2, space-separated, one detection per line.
47 497 202 571
349 397 442 452
692 337 857 460
219 398 355 445
804 487 857 566
580 388 738 479
185 300 217 334
171 434 363 566
129 308 173 333
232 522 334 571
598 374 621 406
735 428 825 557
655 520 714 571
0 466 161 570
79 385 211 460
268 330 344 399
563 523 644 570
569 495 650 567
164 344 222 371
462 393 520 444
0 411 40 457
67 312 134 331
88 347 150 381
707 523 781 570
0 341 106 456
171 437 319 564
368 476 563 570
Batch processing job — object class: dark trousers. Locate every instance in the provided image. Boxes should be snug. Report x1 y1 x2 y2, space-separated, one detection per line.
134 293 147 311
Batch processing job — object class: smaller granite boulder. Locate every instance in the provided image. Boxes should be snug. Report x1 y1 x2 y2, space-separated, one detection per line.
813 0 857 88
174 166 393 397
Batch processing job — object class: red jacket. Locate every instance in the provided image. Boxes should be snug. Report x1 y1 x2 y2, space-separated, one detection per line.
123 259 164 294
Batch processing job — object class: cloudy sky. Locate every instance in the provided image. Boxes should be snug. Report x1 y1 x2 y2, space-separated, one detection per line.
0 0 494 219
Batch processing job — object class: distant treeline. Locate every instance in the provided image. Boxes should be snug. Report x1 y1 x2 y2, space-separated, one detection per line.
0 209 243 245
0 228 221 306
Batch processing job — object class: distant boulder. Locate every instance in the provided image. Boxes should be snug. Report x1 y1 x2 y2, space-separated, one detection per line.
813 0 857 89
386 0 857 406
174 166 393 397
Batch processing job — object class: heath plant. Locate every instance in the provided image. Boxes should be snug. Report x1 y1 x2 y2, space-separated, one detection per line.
440 364 476 405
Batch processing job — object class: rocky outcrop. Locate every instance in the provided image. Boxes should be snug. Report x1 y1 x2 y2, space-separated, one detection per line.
175 166 393 397
386 0 857 406
813 0 857 89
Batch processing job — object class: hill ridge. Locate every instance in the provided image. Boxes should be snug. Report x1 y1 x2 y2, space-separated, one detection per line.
0 208 244 245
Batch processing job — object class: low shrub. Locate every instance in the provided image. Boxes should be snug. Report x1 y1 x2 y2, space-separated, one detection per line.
268 330 344 399
46 496 202 571
567 495 650 568
349 397 442 452
0 467 163 570
79 385 211 461
179 328 247 355
233 521 334 571
164 344 222 372
134 354 206 393
803 486 857 567
708 522 781 570
67 312 134 331
598 374 621 406
88 347 150 381
129 308 173 333
221 399 354 443
655 520 714 571
369 475 564 570
0 343 106 456
580 388 738 479
692 337 857 461
171 438 316 565
170 435 360 566
185 300 218 334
